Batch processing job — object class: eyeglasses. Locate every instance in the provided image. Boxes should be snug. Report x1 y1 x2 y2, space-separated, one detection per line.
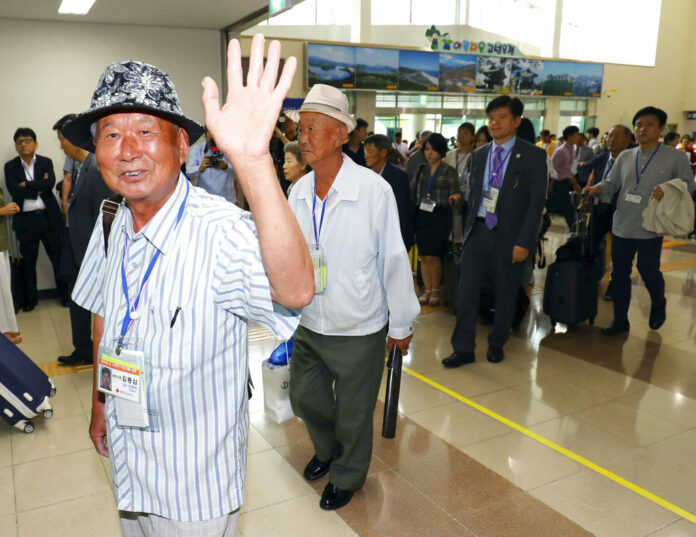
15 138 35 146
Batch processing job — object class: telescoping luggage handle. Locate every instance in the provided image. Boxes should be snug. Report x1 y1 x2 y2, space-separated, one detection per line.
382 346 403 439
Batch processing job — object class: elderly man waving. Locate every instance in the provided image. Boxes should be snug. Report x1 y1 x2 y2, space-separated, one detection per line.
65 35 313 536
287 84 420 511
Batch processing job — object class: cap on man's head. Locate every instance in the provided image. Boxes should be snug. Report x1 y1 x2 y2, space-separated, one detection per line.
62 60 204 151
299 84 357 132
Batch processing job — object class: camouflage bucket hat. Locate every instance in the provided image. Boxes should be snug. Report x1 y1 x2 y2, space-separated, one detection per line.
62 60 204 150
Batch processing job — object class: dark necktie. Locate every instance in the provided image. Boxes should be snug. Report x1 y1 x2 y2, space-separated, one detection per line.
603 158 614 180
485 146 505 230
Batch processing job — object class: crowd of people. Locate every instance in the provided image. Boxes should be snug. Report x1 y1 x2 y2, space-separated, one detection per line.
1 34 695 536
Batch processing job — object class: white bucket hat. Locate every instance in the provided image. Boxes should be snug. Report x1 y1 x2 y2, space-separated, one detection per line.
299 84 357 132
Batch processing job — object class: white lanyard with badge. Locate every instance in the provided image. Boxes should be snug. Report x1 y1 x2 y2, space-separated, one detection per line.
310 184 328 294
628 143 660 204
97 181 189 430
419 164 441 213
483 146 512 214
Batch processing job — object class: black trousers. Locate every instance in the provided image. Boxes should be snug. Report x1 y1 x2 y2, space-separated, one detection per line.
16 211 65 307
62 241 92 359
611 235 665 323
452 220 525 353
549 179 574 229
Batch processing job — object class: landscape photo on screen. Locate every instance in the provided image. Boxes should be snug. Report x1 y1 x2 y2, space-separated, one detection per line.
398 49 440 91
439 53 476 92
509 59 544 95
307 43 355 88
355 47 399 90
542 61 574 96
475 56 511 93
572 63 603 97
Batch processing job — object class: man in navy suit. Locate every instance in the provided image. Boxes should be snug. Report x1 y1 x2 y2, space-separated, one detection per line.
443 96 547 366
581 124 632 301
53 115 113 365
364 134 414 251
4 128 65 311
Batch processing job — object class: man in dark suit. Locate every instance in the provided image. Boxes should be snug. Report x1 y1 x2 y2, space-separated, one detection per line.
364 134 414 251
443 96 547 366
53 115 113 365
581 124 632 301
4 127 65 311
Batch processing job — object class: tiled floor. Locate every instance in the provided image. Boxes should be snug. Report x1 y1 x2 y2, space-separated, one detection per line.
3 221 696 536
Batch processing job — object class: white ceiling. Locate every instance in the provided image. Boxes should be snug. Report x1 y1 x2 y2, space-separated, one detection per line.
0 0 271 30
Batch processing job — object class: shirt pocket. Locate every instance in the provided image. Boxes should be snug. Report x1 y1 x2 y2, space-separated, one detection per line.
147 304 196 372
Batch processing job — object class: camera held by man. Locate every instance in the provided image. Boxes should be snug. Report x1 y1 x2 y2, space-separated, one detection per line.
200 138 227 172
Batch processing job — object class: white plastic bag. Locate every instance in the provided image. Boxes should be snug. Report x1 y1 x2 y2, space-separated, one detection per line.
262 358 294 423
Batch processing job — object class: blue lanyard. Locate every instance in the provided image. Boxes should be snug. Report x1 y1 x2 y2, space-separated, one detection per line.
635 143 660 185
117 180 189 350
426 164 441 194
487 146 513 190
312 182 328 245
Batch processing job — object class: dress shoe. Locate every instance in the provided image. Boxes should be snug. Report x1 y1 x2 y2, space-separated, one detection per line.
58 353 92 366
303 455 331 481
601 320 630 335
487 347 504 363
319 482 353 510
603 291 613 301
22 303 36 312
441 352 475 368
649 305 666 330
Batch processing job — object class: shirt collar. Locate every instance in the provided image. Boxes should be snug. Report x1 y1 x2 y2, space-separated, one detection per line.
297 155 360 202
378 161 387 176
121 172 188 254
492 136 516 153
20 155 36 169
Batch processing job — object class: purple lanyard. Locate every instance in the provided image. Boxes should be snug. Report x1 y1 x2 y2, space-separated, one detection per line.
426 164 442 194
487 146 513 190
312 182 328 245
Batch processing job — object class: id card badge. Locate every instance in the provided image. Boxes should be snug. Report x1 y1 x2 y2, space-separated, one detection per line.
310 244 327 294
625 191 643 204
483 187 500 213
98 343 159 430
420 198 436 213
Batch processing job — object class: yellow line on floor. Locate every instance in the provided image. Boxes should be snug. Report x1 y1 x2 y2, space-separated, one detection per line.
404 365 696 525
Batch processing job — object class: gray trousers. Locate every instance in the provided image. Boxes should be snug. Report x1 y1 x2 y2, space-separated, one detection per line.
290 324 387 491
120 511 239 537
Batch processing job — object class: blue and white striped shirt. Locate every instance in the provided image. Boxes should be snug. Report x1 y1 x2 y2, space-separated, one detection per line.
73 175 298 521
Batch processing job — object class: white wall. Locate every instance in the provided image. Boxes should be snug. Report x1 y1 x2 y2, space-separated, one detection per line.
0 18 222 289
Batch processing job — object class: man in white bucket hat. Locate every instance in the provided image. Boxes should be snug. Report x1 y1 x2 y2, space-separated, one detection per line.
287 83 420 510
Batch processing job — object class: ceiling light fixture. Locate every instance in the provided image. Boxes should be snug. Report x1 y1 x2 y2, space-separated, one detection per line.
58 0 97 15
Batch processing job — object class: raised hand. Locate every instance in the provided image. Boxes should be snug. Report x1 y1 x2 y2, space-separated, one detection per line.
201 34 297 164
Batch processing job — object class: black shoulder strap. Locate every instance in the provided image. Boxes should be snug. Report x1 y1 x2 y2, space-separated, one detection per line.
100 193 124 256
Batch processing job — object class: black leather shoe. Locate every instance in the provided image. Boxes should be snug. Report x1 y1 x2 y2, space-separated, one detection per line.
58 353 92 366
22 303 36 312
487 347 504 363
319 482 353 510
601 320 630 335
649 305 666 330
442 352 475 368
303 455 331 481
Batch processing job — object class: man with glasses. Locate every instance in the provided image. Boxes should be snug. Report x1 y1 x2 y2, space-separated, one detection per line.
4 128 65 311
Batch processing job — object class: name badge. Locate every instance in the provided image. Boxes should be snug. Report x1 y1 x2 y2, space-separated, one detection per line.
98 350 143 403
482 187 500 213
625 192 643 204
310 244 326 294
420 198 436 213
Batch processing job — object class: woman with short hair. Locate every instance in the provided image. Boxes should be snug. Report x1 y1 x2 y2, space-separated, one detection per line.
411 133 462 306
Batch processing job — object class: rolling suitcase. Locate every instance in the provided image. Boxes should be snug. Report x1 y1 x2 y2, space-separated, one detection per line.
0 334 56 433
543 193 600 328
